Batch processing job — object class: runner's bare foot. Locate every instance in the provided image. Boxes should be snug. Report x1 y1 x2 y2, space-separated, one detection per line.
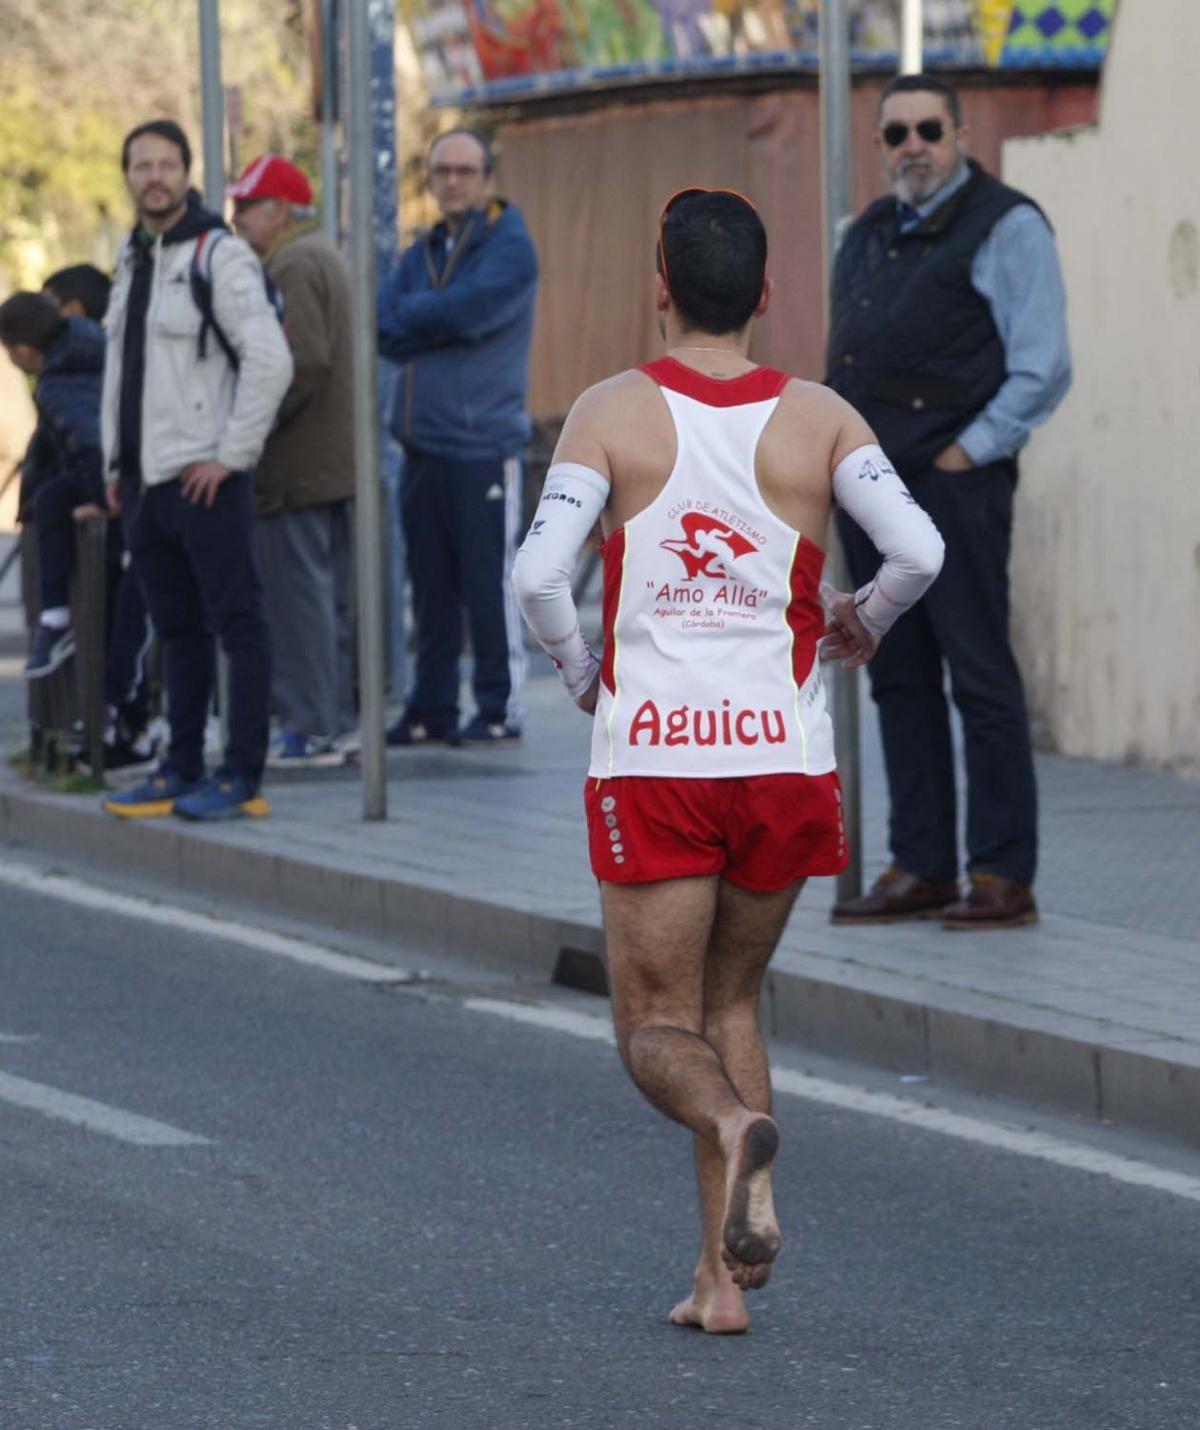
721 1114 781 1290
669 1276 750 1335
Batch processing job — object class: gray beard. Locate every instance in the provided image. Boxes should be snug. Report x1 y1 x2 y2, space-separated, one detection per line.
893 154 965 208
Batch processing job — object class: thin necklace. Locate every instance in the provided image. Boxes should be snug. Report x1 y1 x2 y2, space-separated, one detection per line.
671 344 742 356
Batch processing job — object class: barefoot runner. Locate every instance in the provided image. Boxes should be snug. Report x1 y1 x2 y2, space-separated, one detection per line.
514 189 945 1333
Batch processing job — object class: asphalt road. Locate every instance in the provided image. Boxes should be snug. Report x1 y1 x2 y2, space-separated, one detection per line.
2 872 1199 1430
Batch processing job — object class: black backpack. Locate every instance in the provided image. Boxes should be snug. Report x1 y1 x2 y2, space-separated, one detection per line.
189 229 285 371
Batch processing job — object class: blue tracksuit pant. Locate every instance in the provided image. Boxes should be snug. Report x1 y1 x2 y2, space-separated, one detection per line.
399 448 526 734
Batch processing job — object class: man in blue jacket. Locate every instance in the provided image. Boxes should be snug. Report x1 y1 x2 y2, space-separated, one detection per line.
377 129 538 746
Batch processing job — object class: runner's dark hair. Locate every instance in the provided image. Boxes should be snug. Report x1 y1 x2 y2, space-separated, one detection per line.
658 191 767 336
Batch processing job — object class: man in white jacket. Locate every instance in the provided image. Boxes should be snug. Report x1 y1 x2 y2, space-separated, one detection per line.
100 119 293 822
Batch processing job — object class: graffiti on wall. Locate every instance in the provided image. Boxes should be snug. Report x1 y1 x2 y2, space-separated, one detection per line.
404 0 1116 103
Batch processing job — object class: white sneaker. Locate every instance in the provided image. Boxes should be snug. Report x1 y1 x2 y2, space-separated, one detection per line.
266 731 346 769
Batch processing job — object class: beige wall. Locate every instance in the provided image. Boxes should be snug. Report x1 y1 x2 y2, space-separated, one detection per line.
1005 0 1200 775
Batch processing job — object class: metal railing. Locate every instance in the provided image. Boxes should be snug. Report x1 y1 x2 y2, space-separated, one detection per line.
20 515 109 776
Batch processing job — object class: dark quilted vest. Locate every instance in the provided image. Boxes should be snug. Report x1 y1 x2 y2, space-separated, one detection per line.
826 161 1039 477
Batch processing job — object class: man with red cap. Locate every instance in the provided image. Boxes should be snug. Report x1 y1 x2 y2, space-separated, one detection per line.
231 155 356 767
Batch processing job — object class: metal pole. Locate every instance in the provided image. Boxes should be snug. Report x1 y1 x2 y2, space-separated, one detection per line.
368 0 407 705
198 0 225 209
320 0 340 243
347 0 388 820
820 0 863 900
901 0 923 74
198 0 231 751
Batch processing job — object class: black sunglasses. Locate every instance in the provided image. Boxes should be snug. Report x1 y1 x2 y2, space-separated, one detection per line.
882 119 947 148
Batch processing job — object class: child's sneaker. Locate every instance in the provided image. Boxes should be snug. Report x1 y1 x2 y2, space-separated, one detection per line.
79 728 159 775
25 623 75 679
173 772 270 822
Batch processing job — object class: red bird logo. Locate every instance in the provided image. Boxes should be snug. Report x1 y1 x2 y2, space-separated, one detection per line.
660 514 757 580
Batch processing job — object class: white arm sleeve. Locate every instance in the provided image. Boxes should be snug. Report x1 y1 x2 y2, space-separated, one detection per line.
832 445 945 638
512 461 610 698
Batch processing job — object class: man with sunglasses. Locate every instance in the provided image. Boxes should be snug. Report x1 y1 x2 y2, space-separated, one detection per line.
514 189 943 1332
827 72 1072 931
377 129 538 748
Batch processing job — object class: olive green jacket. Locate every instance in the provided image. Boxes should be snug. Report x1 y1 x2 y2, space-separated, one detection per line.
255 224 355 515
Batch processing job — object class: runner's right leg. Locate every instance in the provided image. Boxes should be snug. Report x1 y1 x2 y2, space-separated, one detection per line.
671 877 804 1332
602 876 791 1328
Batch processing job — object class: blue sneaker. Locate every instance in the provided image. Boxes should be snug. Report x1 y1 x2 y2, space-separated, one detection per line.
101 766 203 819
459 714 522 744
173 772 270 822
385 717 462 748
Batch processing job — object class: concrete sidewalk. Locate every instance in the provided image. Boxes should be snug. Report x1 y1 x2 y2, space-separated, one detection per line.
2 667 1198 1150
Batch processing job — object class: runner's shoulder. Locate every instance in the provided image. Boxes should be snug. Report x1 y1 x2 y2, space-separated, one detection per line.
776 376 853 416
567 368 662 424
775 378 866 438
578 367 658 403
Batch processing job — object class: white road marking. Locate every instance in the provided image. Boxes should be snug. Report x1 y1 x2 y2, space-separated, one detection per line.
0 1033 40 1044
0 858 409 984
464 998 1200 1206
0 1070 211 1147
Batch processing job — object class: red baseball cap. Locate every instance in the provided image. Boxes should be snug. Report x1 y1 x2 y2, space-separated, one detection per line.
228 155 313 206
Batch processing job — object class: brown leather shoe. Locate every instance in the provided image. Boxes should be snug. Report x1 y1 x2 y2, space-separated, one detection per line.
941 874 1038 930
831 867 960 924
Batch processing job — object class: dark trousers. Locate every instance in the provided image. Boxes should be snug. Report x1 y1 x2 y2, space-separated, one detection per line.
400 449 525 730
838 459 1038 886
123 473 271 786
33 470 102 610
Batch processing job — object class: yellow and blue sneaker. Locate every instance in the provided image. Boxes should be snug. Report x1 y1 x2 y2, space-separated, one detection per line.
173 772 270 822
101 766 204 819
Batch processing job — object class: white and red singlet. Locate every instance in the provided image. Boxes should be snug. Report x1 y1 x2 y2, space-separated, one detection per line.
589 357 835 784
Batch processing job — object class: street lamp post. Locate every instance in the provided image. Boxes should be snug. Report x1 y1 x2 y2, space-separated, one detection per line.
198 0 225 209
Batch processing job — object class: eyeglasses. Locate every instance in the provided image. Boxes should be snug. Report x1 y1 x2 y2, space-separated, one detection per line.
881 119 947 148
429 163 485 181
657 185 759 286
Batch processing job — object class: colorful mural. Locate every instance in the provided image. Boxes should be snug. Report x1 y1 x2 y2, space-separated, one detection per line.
405 0 1116 104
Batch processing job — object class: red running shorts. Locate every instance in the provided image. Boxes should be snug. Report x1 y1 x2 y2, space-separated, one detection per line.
583 772 848 891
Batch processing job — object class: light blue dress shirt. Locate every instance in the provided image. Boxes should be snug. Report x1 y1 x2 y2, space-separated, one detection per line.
898 161 1072 467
